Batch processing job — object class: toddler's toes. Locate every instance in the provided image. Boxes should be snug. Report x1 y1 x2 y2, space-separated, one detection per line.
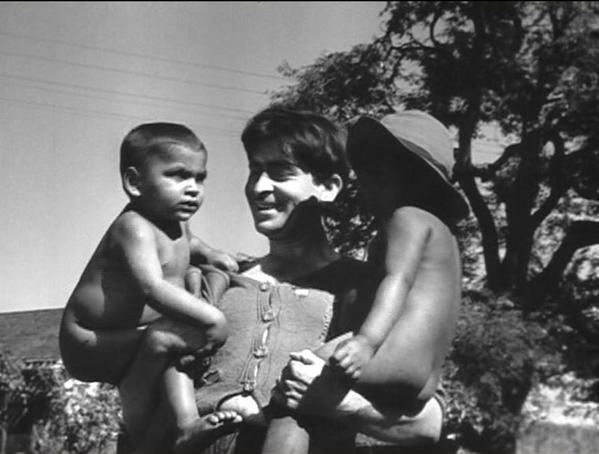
209 410 242 426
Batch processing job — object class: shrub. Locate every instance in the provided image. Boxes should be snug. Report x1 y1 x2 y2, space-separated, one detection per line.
30 371 121 454
442 292 563 454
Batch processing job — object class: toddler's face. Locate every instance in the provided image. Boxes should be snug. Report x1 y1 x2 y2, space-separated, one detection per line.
137 145 207 222
355 150 406 217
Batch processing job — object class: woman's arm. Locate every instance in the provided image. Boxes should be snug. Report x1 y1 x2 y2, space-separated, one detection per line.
273 350 442 444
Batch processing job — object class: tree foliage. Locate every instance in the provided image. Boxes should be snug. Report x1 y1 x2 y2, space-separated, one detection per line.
273 1 599 306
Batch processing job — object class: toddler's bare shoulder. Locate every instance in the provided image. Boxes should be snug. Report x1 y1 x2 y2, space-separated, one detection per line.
106 211 156 245
389 207 438 232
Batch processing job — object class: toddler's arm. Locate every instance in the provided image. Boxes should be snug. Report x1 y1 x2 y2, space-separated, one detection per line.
332 208 432 377
190 233 239 272
114 217 227 346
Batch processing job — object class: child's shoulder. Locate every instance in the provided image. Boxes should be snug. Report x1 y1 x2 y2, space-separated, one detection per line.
106 209 156 243
389 205 437 225
388 206 453 238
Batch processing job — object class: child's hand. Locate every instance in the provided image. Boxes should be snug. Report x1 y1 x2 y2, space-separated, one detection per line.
330 334 375 380
185 267 203 297
205 250 239 273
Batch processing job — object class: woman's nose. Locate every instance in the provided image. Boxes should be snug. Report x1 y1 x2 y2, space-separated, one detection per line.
251 171 273 193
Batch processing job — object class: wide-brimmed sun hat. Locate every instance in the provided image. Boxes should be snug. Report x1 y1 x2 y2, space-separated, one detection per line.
347 110 469 219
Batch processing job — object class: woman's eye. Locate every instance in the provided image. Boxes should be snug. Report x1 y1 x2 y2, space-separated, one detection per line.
267 165 296 180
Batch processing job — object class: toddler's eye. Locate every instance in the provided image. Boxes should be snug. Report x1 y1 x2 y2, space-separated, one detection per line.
165 171 184 180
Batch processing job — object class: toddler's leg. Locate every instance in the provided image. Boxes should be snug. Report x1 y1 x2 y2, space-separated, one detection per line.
162 366 241 454
320 330 439 410
119 317 211 445
129 399 172 454
262 415 310 454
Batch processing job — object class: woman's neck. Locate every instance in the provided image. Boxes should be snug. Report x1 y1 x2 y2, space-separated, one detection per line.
261 227 339 282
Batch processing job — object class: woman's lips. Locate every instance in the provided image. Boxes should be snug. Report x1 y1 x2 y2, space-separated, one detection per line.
254 201 277 211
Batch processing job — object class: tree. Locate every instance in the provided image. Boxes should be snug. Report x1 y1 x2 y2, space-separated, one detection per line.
273 1 599 306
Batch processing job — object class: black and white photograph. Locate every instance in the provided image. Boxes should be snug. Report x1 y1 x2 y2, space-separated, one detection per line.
0 2 598 454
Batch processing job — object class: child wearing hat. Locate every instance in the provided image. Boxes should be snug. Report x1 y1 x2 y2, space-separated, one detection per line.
329 110 469 380
260 111 468 454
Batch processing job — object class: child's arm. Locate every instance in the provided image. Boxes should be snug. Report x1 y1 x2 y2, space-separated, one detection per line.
332 208 432 377
359 208 431 347
190 233 239 272
113 217 227 346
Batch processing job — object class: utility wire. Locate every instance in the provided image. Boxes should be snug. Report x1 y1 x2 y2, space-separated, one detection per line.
0 76 250 121
0 29 287 81
0 71 256 114
0 95 240 136
0 49 268 95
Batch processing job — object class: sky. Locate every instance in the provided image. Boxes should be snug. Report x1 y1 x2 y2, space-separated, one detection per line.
0 1 391 313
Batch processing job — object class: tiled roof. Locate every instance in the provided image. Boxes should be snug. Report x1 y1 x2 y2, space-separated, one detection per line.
0 308 63 361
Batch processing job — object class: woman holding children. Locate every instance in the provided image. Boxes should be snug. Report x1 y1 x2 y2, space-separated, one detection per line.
61 106 467 454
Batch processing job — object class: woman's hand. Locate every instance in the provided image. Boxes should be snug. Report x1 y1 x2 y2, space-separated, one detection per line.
272 350 324 410
272 349 352 417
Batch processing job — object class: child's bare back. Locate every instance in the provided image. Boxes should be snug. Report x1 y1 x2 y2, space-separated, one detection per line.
332 111 469 386
68 209 190 330
373 206 461 314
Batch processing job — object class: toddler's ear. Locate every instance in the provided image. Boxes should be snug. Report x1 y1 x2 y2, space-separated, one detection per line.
319 173 343 202
123 167 142 198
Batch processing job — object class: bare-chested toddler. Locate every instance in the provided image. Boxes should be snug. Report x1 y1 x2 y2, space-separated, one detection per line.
261 111 468 454
59 123 241 454
331 110 469 380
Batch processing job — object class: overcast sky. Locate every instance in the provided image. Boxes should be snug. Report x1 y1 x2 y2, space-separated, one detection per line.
0 2 391 313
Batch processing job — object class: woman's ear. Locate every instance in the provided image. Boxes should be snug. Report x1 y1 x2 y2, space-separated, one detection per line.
122 167 142 198
319 173 343 202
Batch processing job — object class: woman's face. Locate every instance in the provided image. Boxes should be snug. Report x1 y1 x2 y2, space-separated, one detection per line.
244 141 333 238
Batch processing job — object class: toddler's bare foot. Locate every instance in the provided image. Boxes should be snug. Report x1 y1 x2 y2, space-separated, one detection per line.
218 393 266 426
173 411 242 454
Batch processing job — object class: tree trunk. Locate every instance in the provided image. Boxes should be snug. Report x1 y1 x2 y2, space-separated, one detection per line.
503 133 543 295
0 427 6 454
526 220 599 308
458 171 504 290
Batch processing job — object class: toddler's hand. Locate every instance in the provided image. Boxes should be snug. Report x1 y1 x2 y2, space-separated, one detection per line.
330 334 375 380
185 267 203 297
206 250 239 273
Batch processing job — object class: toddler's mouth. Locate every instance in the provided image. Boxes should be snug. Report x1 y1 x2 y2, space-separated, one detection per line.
179 201 199 210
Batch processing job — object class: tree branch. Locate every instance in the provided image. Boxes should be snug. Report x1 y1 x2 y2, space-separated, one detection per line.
471 143 524 180
429 10 443 48
527 220 599 307
531 131 569 228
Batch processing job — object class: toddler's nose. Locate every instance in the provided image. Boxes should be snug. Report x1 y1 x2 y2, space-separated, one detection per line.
185 179 200 195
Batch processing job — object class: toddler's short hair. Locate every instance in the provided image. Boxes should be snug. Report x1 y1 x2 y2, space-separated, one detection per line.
120 122 206 175
241 106 349 183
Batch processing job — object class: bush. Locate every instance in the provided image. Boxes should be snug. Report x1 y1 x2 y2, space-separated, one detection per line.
442 291 563 454
30 371 121 454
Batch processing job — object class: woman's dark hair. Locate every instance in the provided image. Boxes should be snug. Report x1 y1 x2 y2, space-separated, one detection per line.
241 106 349 183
